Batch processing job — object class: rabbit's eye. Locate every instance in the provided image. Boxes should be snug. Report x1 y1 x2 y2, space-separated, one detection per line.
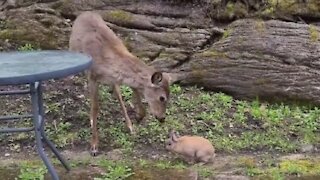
168 142 172 146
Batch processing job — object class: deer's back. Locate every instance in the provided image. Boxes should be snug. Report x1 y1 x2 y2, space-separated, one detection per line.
69 11 130 62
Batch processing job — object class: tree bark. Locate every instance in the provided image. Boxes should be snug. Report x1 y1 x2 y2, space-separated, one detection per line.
0 0 320 105
176 19 320 105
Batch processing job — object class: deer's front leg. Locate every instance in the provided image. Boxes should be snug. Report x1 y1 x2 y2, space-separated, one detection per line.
113 84 134 133
132 88 145 123
89 78 99 156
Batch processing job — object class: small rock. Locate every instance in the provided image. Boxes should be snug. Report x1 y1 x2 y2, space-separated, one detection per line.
300 144 314 153
4 153 10 157
106 149 124 161
187 169 198 180
62 150 91 161
195 29 210 34
215 174 249 180
77 94 85 99
34 7 57 15
280 154 306 161
177 28 191 33
283 57 296 65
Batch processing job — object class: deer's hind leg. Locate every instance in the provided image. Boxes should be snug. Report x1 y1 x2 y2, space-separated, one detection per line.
113 84 134 133
89 77 99 156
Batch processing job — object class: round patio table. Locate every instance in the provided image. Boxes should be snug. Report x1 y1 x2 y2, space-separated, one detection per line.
0 50 92 180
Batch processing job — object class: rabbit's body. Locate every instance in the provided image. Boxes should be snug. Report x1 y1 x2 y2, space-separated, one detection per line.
166 132 215 164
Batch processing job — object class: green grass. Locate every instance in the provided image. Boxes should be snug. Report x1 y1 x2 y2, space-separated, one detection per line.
17 162 47 180
1 82 319 153
241 158 320 179
94 159 134 180
17 43 36 51
1 82 319 179
153 85 319 153
77 83 318 154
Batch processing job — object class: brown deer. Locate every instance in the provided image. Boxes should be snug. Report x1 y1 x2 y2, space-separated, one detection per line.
69 11 176 156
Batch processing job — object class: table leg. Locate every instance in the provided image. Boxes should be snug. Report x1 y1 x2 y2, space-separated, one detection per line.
36 82 70 171
30 82 70 180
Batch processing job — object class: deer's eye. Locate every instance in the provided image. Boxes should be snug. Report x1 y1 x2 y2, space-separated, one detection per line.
159 96 165 102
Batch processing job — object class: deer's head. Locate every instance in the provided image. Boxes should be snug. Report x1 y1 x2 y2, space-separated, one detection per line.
142 71 171 122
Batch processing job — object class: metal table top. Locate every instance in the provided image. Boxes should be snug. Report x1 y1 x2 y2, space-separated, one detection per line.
0 50 92 85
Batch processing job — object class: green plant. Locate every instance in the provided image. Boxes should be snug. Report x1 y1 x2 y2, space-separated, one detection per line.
170 84 182 95
197 167 214 178
94 160 134 180
18 43 35 51
138 159 148 167
121 86 133 101
222 28 232 39
45 121 76 148
18 163 47 180
155 161 173 169
107 124 134 151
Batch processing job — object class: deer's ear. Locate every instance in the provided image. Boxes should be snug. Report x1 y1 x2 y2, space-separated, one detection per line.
151 72 163 85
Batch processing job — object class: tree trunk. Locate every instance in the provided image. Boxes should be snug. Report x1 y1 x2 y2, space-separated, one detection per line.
0 0 320 105
176 19 320 105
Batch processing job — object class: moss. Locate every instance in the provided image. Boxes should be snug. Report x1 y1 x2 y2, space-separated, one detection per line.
237 36 246 44
242 158 320 178
238 157 257 169
270 0 297 12
267 0 320 16
306 1 320 12
0 28 59 49
261 6 275 16
254 78 271 85
105 10 133 23
225 2 236 19
0 20 7 30
234 1 249 18
122 36 133 51
268 0 278 7
158 52 171 59
200 50 227 58
279 159 320 175
222 28 232 39
52 0 77 15
222 1 248 20
255 20 266 34
309 25 319 42
190 60 206 79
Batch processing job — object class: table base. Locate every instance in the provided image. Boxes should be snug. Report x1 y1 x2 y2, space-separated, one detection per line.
0 82 70 180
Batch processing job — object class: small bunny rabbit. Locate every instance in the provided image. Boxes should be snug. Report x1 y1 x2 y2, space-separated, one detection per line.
165 130 215 164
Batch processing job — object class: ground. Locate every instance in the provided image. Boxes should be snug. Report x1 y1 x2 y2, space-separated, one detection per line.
0 45 320 179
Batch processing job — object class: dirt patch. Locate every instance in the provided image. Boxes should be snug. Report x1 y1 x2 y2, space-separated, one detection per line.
1 149 320 180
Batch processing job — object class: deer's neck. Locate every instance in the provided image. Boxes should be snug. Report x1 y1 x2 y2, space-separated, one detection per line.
116 52 153 90
121 62 152 89
98 41 154 90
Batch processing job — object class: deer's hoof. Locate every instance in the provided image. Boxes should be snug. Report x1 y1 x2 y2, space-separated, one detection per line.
128 125 136 135
135 115 144 124
90 146 99 156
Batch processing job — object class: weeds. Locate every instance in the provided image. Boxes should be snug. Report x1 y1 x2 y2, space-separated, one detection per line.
94 159 134 180
17 43 36 51
17 162 47 180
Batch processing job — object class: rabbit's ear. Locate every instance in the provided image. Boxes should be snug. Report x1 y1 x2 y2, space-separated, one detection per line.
174 131 181 138
169 130 175 137
171 131 178 142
